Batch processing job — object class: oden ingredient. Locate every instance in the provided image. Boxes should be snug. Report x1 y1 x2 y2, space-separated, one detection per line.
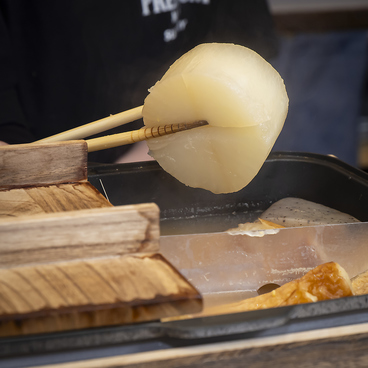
143 43 289 194
228 198 360 233
200 262 353 316
163 262 353 320
352 269 368 295
260 197 360 227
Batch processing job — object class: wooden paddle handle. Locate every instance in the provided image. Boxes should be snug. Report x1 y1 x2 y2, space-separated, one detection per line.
86 120 208 152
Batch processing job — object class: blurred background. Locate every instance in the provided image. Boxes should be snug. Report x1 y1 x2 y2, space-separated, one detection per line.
267 0 368 169
119 0 368 169
1 0 368 168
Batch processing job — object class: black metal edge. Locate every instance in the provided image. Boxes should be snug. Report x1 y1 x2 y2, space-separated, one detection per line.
0 322 164 358
87 150 368 226
159 293 368 339
87 159 160 176
1 293 367 358
87 151 368 183
268 151 368 186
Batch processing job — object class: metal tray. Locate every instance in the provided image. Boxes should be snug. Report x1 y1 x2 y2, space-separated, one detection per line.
2 152 368 366
1 294 368 366
88 151 368 235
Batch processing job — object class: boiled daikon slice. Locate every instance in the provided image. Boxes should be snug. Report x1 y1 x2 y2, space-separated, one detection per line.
146 124 274 194
143 43 288 129
143 43 288 193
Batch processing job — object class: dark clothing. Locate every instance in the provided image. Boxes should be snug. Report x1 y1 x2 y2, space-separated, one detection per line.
0 0 277 162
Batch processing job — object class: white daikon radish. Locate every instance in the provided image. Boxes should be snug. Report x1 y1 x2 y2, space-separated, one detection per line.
260 198 360 227
143 43 288 194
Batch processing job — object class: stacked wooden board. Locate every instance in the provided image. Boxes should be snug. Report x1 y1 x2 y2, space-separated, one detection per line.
0 141 202 337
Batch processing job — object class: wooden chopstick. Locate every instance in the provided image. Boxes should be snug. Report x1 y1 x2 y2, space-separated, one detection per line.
35 106 143 143
86 120 208 152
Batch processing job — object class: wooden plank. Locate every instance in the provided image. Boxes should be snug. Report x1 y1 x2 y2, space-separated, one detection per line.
30 322 368 368
0 141 87 189
0 182 112 219
0 203 160 268
0 253 202 337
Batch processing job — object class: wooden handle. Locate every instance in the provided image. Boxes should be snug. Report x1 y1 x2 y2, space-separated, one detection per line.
35 106 143 143
86 120 208 152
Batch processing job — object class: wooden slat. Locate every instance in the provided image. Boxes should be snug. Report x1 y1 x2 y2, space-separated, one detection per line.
0 141 87 189
0 253 202 337
0 203 160 268
0 182 112 219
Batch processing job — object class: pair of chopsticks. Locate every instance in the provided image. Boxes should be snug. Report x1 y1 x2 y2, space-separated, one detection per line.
36 106 208 152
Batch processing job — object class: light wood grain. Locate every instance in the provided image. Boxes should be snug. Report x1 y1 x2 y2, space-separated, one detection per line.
27 322 368 368
0 253 202 337
0 182 112 219
0 203 160 268
0 141 87 189
86 120 208 152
